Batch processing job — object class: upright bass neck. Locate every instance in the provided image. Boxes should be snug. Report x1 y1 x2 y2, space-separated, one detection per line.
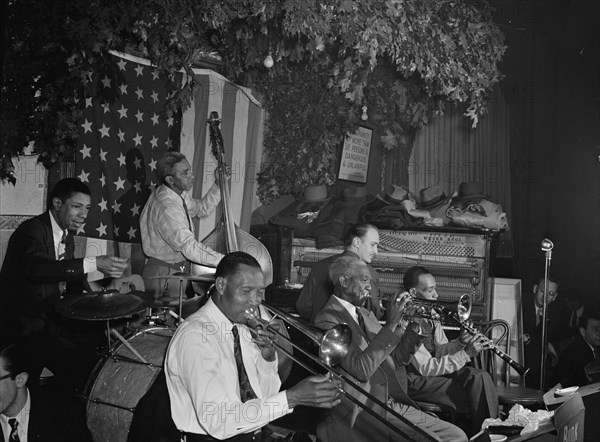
207 112 239 252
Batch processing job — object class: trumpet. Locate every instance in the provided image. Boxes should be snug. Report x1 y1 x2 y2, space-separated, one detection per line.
423 294 530 378
244 303 437 441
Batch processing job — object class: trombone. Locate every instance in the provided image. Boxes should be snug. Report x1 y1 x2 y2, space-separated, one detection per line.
245 303 437 442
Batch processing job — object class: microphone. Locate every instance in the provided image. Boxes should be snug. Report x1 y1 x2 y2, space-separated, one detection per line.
541 238 554 252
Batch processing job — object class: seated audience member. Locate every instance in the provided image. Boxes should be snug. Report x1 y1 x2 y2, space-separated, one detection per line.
552 307 600 388
0 343 92 442
296 223 382 322
314 256 467 442
164 251 342 441
522 275 560 389
402 266 499 436
548 288 587 356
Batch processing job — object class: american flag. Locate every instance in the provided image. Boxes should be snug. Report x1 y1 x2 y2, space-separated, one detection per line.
74 51 265 278
75 52 180 244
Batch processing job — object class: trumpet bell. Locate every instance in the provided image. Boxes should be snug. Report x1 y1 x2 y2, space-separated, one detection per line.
457 294 472 322
319 324 352 366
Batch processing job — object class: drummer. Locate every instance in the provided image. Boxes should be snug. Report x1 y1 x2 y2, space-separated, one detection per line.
0 178 128 394
139 151 224 299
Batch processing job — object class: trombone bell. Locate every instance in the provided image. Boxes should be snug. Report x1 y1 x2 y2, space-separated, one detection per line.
245 304 352 367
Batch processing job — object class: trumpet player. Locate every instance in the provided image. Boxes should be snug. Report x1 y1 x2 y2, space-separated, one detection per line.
314 256 467 442
402 266 499 436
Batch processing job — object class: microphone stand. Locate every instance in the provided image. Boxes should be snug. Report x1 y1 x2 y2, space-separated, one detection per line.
539 238 554 390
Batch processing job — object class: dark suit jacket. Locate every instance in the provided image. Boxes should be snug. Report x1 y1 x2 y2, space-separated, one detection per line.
0 211 85 332
314 296 423 442
552 336 596 387
295 250 381 322
0 387 92 442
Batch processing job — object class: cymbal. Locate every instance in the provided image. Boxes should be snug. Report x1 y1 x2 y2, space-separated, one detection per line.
56 289 154 321
145 272 215 282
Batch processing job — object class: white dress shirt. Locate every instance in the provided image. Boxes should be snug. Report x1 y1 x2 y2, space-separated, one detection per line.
332 295 360 324
410 321 470 376
140 184 223 266
0 388 30 442
165 298 291 438
49 212 96 275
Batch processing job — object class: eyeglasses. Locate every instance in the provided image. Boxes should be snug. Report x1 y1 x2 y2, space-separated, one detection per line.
0 373 12 381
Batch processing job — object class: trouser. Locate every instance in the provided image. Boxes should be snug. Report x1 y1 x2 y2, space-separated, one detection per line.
142 257 190 299
318 401 467 442
407 366 499 436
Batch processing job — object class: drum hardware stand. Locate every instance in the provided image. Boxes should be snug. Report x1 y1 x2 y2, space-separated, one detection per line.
109 328 155 372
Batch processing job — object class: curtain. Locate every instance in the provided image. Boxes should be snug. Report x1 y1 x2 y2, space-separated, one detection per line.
408 91 513 257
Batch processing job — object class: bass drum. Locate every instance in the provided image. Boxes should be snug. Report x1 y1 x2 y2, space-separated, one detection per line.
85 327 174 442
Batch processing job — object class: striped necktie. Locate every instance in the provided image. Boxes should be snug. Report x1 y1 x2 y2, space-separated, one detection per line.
8 418 20 442
58 230 68 260
232 325 257 402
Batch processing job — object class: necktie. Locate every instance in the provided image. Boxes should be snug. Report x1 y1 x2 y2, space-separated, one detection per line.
8 418 20 442
58 230 69 295
181 198 192 231
356 307 369 342
232 325 257 402
58 230 68 260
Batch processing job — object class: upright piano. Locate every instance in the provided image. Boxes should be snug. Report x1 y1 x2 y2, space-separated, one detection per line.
253 225 498 323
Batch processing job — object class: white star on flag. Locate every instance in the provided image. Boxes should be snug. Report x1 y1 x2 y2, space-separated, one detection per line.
78 170 90 183
98 123 110 138
98 198 108 212
119 84 128 95
117 129 125 142
127 226 137 240
96 223 108 237
99 150 107 162
135 110 144 123
135 87 144 100
117 153 126 167
134 66 144 77
113 200 122 214
81 145 91 159
133 133 143 146
114 177 126 191
81 119 92 133
131 203 141 216
101 76 111 88
117 105 128 119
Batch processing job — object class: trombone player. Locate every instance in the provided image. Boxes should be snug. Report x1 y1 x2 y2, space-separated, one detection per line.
403 266 499 436
314 256 467 442
164 251 342 441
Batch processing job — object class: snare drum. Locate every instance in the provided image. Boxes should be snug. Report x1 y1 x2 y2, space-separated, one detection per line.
85 326 174 442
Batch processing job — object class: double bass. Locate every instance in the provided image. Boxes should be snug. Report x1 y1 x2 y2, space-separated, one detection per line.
192 111 273 284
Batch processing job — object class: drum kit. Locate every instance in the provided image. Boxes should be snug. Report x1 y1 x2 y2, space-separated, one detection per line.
55 272 214 442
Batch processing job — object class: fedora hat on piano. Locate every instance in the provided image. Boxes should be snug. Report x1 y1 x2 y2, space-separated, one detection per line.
385 185 409 204
298 184 331 203
419 184 448 209
338 186 375 206
454 182 487 202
